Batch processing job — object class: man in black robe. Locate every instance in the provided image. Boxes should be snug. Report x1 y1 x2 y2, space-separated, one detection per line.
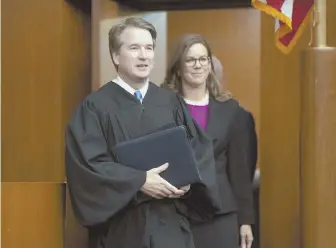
65 17 220 248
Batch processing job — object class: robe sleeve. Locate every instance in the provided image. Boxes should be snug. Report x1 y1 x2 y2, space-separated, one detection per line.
65 99 146 227
174 95 221 222
245 110 258 179
226 108 255 225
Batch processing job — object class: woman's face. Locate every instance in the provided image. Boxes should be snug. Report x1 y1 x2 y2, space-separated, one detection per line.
181 43 211 87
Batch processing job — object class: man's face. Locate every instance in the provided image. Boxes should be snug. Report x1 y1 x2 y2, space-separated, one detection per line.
113 27 154 84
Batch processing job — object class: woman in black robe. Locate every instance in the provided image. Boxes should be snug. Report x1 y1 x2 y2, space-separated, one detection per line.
162 34 255 248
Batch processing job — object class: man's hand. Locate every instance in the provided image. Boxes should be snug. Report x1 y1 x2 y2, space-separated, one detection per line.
168 184 191 198
180 185 190 192
140 163 185 199
240 225 253 248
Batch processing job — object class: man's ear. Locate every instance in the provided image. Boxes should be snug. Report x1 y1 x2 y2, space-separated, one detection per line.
112 52 120 66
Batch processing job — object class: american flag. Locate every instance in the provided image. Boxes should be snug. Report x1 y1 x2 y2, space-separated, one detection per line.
252 0 315 54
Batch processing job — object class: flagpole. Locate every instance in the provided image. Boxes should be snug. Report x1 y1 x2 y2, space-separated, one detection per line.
314 0 327 47
301 0 336 247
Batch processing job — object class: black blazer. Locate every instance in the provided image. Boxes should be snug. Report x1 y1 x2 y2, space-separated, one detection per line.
205 98 255 225
240 108 258 179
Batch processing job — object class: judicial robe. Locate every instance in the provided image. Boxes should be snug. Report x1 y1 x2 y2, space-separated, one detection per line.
65 81 220 248
191 98 255 248
239 108 258 179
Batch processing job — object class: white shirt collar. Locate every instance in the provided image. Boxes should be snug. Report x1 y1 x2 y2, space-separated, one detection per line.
113 76 149 101
184 92 209 106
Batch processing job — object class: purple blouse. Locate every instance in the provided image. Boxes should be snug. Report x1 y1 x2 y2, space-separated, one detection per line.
187 104 209 131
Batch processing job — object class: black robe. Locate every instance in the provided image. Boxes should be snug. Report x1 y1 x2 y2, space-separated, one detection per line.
239 108 258 179
65 82 220 248
205 99 255 224
191 98 255 248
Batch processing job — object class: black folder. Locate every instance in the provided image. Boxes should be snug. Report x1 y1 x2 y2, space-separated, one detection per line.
112 126 202 187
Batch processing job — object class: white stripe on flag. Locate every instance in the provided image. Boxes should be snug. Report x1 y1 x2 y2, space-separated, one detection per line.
274 0 294 33
281 0 294 20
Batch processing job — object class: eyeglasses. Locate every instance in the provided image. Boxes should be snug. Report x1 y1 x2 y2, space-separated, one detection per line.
185 56 210 67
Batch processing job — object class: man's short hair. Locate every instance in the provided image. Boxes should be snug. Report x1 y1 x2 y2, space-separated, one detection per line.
108 17 157 67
